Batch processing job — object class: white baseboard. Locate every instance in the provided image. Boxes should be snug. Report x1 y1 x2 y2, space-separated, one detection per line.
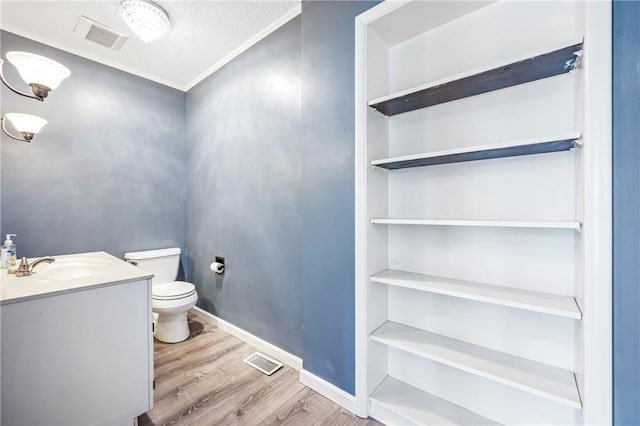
299 369 358 415
191 306 302 371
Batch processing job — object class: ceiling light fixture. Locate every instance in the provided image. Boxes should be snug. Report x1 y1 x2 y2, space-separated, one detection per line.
119 0 171 43
1 113 48 143
0 52 70 101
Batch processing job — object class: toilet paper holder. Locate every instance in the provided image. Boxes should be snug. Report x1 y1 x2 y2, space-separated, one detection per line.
210 256 225 274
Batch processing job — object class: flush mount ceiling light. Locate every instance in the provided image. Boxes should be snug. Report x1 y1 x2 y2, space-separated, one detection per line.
119 0 171 43
0 52 70 101
1 113 48 143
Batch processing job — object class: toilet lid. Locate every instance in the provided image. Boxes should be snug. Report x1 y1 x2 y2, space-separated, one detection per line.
153 281 196 300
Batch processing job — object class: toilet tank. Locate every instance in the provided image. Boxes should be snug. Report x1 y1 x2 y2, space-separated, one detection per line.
124 247 181 284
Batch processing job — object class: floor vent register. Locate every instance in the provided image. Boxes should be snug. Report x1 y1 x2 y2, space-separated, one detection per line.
243 352 283 376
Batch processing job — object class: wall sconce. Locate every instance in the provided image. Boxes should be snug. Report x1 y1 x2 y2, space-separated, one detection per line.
1 113 48 143
0 51 70 101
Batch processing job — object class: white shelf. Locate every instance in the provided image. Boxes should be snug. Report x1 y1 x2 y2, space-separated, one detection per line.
371 376 502 426
370 133 581 169
370 218 582 231
371 322 582 409
370 270 581 320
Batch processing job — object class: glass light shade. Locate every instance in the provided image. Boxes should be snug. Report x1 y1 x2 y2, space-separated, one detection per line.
120 0 171 43
6 52 70 90
5 113 47 134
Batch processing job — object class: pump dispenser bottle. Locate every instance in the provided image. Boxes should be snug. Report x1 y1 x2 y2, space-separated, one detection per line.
1 234 17 268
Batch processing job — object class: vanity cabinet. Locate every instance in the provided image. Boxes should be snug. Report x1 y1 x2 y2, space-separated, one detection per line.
355 1 611 425
1 254 153 426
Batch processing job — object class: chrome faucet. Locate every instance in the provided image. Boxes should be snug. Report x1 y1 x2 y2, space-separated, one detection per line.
15 256 55 277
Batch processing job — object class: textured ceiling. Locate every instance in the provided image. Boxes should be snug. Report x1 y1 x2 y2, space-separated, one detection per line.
0 0 301 91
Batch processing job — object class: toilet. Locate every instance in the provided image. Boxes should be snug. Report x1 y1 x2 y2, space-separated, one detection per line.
124 247 197 343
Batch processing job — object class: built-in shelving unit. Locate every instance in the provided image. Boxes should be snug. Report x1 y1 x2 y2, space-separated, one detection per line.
370 270 581 319
370 218 582 231
368 39 583 117
371 322 582 409
371 134 581 170
371 377 502 426
355 1 611 424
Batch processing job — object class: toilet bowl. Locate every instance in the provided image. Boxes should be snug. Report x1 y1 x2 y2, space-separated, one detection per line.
124 248 198 344
152 281 198 343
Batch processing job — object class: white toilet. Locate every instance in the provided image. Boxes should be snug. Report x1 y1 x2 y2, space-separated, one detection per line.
124 247 198 343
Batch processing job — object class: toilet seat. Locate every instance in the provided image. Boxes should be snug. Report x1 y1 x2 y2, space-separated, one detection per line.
153 281 196 301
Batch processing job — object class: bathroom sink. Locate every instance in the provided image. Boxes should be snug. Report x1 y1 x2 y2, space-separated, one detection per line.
34 257 112 281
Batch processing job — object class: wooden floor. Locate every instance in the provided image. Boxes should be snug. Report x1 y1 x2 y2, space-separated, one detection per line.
138 312 380 426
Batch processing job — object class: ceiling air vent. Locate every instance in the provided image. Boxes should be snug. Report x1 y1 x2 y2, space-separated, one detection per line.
74 16 128 50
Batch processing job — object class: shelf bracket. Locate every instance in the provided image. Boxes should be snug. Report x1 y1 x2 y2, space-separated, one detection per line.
570 49 583 71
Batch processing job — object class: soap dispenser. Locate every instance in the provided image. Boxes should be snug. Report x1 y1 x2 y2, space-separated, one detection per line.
1 234 17 269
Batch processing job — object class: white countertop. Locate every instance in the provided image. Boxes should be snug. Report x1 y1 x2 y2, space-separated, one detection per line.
0 251 153 305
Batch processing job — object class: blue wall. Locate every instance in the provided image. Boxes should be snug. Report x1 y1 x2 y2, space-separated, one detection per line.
0 31 186 259
184 2 381 390
185 17 303 356
612 2 640 424
301 0 379 395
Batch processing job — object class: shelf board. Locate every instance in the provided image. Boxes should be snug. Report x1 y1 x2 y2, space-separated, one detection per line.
368 39 583 116
371 133 581 170
370 218 582 231
371 376 502 426
371 322 582 409
370 270 581 319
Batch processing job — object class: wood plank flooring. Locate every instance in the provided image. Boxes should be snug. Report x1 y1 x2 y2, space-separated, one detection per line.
138 312 380 426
